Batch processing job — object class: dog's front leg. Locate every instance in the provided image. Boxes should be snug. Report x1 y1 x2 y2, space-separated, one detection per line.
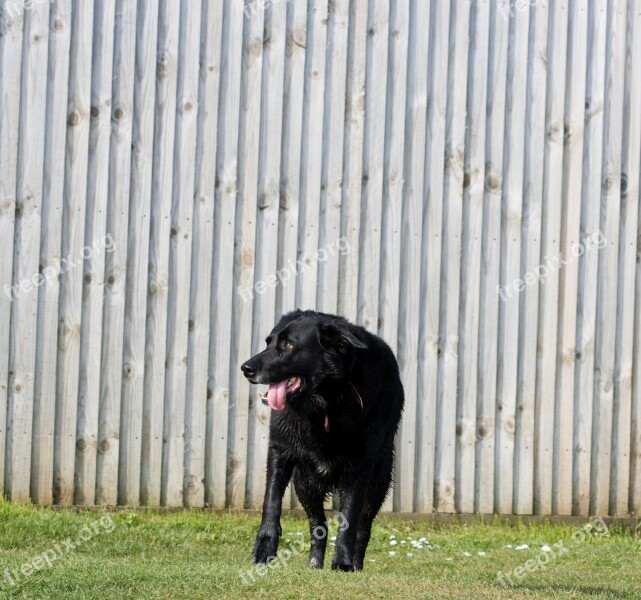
253 446 294 564
332 475 370 571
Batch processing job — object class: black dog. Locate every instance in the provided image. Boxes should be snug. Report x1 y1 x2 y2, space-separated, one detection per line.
241 309 404 571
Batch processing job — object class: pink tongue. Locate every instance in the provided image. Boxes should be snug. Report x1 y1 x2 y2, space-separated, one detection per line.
267 380 288 411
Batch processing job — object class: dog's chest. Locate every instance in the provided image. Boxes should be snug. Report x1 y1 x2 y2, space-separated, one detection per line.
287 427 342 478
275 411 356 480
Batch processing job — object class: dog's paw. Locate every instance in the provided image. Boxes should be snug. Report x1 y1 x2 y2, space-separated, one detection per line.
307 553 324 569
331 558 355 572
331 545 355 572
252 529 279 564
352 549 365 571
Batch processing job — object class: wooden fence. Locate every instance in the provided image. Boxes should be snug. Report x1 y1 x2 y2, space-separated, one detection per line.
0 0 640 516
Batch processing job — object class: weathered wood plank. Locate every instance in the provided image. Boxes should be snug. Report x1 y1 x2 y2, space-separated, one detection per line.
54 0 94 505
74 0 115 506
580 1 607 514
228 2 263 510
205 0 244 509
563 0 590 517
316 0 349 316
611 0 636 517
494 3 529 515
159 0 201 509
457 0 489 514
118 0 159 507
627 0 641 517
411 0 449 514
357 0 388 333
338 0 366 323
6 1 49 501
184 0 222 509
276 0 306 322
96 0 138 507
296 0 327 311
437 0 470 514
574 0 607 516
514 0 548 516
0 0 25 500
31 0 72 506
140 0 180 506
592 0 626 516
534 0 568 516
475 0 508 515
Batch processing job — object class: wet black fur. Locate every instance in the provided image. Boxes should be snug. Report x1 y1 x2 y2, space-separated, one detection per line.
240 309 404 571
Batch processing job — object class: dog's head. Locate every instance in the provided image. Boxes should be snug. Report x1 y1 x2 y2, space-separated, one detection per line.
240 310 366 411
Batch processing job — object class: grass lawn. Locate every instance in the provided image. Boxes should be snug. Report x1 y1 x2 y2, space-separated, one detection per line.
0 499 639 599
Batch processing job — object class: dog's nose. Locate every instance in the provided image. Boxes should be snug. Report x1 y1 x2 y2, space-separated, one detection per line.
241 361 257 379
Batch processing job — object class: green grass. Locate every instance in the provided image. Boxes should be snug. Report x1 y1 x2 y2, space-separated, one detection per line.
0 499 639 599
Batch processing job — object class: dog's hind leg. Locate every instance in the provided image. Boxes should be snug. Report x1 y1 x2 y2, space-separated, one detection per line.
352 509 376 571
331 473 374 572
293 469 329 569
353 452 394 570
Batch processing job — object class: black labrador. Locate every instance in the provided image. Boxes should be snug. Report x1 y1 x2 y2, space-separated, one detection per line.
241 310 404 571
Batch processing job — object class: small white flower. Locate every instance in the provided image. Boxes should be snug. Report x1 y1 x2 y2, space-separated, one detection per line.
478 551 486 557
390 534 396 539
505 544 513 548
416 544 423 549
462 551 472 557
406 552 414 557
419 537 427 542
400 540 406 544
390 540 397 546
330 536 336 541
515 544 529 551
389 551 396 556
445 557 454 561
541 545 552 552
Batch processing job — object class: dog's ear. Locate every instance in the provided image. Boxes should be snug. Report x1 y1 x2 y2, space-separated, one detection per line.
317 322 367 352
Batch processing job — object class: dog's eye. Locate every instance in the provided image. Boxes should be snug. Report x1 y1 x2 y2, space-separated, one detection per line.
283 341 293 350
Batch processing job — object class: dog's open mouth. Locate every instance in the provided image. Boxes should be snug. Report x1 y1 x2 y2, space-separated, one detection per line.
261 377 302 410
